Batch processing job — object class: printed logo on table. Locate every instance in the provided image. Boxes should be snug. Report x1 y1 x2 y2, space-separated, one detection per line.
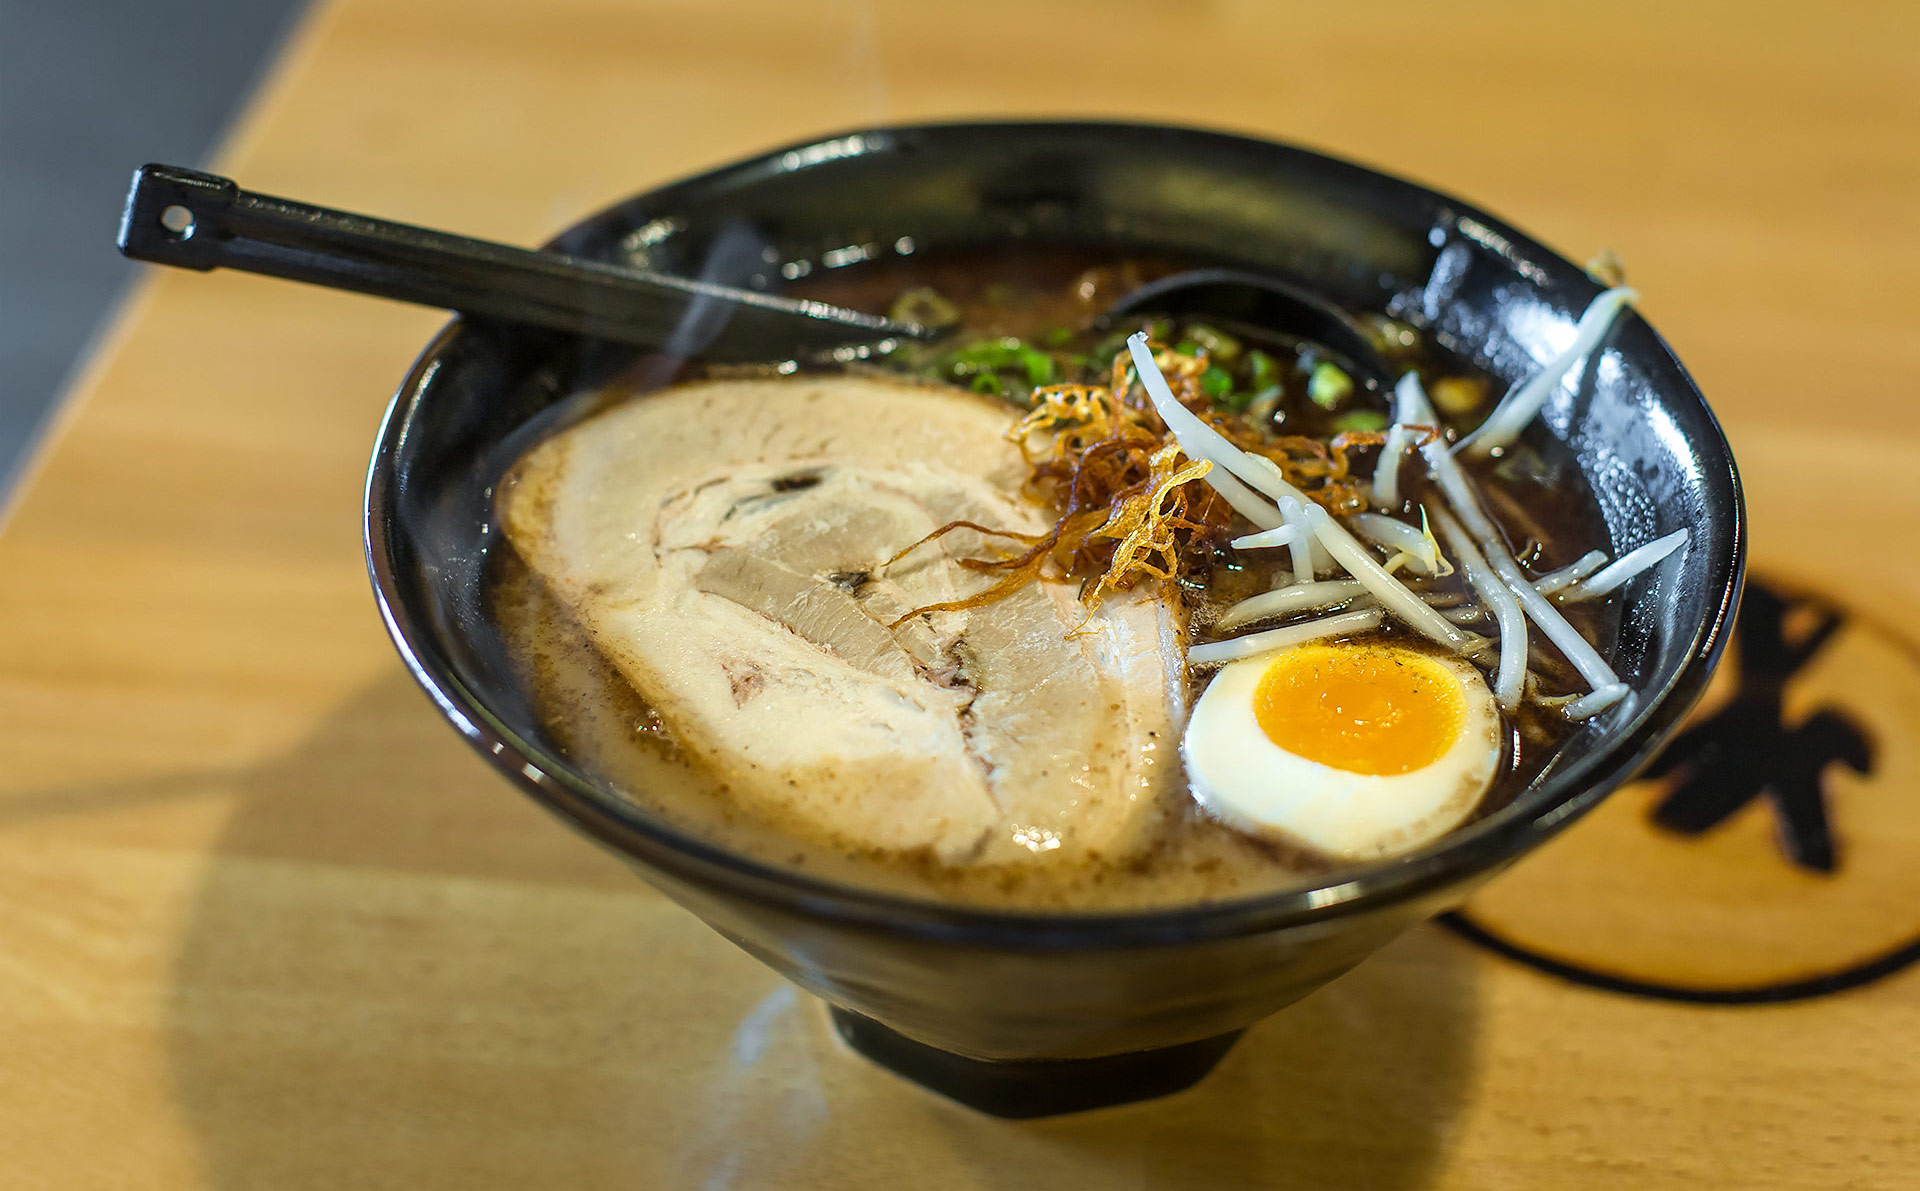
1443 577 1920 1003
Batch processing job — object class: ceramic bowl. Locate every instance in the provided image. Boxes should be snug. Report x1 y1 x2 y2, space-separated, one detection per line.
364 122 1745 1117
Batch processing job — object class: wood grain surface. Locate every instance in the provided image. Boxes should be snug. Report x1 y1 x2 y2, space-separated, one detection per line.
2 1 1915 1187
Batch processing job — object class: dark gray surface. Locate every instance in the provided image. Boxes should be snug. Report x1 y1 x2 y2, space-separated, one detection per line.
0 0 307 499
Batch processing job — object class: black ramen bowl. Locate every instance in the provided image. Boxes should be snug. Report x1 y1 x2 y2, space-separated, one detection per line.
365 122 1744 1118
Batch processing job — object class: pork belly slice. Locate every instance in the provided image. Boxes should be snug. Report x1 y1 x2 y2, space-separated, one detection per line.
500 376 1184 866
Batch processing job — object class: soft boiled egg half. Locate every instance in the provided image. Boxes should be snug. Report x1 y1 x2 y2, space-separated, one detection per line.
1184 639 1504 860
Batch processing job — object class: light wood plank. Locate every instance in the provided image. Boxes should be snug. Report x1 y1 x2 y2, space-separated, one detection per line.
2 1 1914 1186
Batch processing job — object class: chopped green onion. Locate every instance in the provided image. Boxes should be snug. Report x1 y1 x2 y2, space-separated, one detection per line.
1247 349 1279 390
1309 362 1353 410
889 287 961 329
1431 375 1488 417
1018 346 1055 387
1040 325 1075 348
970 372 1004 396
1331 409 1389 433
1200 366 1235 402
946 338 1022 371
1185 324 1242 360
1365 316 1419 354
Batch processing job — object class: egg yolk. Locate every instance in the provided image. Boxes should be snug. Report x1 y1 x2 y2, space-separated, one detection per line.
1252 644 1466 775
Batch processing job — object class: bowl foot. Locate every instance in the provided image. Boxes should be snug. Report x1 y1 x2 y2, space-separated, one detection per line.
829 1007 1243 1118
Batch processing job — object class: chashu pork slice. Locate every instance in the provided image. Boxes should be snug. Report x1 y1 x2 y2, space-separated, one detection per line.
500 375 1185 866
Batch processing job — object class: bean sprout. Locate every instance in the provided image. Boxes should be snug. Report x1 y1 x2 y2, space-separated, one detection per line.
1128 335 1471 652
1399 373 1622 695
1201 464 1288 532
1347 511 1443 576
1217 579 1367 631
1229 524 1306 551
1564 683 1631 719
1533 549 1609 595
1372 423 1413 509
1557 529 1689 602
1429 504 1529 710
1458 287 1638 458
1188 609 1386 666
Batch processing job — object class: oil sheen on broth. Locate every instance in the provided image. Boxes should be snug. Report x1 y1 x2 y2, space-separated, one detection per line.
488 249 1611 911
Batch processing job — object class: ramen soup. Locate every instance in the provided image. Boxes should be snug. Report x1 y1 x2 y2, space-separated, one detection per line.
490 250 1676 910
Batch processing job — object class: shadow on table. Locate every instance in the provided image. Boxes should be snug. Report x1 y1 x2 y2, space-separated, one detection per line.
159 671 1481 1190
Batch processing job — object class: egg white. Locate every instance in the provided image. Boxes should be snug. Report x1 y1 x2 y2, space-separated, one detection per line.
1183 644 1503 861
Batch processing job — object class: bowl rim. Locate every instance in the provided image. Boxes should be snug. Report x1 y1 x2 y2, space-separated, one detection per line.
364 118 1746 949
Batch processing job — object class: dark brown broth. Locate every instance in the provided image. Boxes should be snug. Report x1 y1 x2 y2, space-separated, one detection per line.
486 248 1611 910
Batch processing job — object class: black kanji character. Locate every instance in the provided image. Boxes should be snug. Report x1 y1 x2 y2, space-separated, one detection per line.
1644 583 1875 873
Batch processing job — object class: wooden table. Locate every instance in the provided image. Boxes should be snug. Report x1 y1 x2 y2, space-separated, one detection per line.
4 2 1915 1186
